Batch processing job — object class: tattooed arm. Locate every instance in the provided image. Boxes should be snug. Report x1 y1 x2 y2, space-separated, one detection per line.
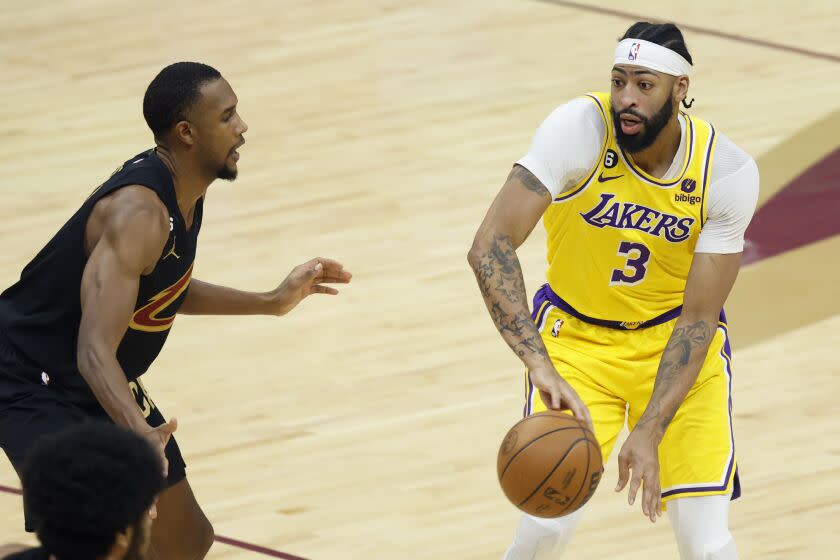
468 165 592 427
615 251 743 522
638 252 743 436
468 165 551 363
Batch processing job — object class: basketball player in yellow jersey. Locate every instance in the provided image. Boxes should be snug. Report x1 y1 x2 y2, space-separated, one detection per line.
469 22 759 560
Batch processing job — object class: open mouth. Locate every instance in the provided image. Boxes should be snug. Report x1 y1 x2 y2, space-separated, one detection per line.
619 114 643 135
230 139 245 161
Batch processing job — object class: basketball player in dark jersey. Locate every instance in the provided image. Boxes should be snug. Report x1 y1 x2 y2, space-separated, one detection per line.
0 62 352 560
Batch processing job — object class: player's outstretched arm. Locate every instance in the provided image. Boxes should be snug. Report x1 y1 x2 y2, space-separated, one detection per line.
615 251 742 523
468 165 592 428
177 257 352 316
77 187 177 473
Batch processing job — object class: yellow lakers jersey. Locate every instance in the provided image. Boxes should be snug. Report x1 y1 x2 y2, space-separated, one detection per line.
543 92 717 325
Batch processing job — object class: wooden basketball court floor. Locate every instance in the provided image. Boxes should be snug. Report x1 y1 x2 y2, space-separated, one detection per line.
1 1 839 558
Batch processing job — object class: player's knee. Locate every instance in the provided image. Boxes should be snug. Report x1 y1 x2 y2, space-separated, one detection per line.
192 517 215 560
503 511 584 560
676 532 736 560
163 516 214 560
668 495 737 560
703 537 738 560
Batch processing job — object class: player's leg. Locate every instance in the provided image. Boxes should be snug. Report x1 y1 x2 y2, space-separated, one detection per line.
627 315 739 559
505 375 623 560
151 478 214 560
0 342 45 482
505 376 624 560
667 494 738 560
136 380 214 560
504 306 626 560
0 375 90 531
503 508 584 560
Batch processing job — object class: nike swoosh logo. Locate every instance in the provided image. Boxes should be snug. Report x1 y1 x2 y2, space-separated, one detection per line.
598 172 623 183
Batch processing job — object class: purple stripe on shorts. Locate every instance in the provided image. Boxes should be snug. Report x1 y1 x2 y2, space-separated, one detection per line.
717 318 741 500
523 291 554 417
524 374 534 418
522 359 527 417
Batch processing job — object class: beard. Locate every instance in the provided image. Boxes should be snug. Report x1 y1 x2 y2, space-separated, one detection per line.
217 162 238 181
611 95 674 153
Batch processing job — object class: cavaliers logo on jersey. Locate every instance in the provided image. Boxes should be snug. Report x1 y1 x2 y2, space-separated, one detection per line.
129 264 193 333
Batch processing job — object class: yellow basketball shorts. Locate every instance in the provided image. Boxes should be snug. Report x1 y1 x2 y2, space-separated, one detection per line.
524 284 740 505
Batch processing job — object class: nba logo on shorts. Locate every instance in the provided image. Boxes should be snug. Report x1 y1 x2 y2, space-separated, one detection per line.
628 42 640 60
551 319 564 337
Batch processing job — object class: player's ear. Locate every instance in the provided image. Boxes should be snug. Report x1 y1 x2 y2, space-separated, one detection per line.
173 120 195 147
674 75 689 107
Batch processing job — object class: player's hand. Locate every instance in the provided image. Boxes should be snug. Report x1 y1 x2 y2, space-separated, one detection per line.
268 258 352 316
615 426 661 523
142 417 177 477
528 365 593 432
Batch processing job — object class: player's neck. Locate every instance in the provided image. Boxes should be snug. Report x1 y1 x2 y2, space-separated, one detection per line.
154 146 211 226
628 114 682 178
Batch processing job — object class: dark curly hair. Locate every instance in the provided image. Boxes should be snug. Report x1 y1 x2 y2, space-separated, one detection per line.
619 22 693 65
142 62 222 138
20 422 164 560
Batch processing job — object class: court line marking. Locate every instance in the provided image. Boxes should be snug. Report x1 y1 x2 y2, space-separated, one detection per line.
536 0 840 64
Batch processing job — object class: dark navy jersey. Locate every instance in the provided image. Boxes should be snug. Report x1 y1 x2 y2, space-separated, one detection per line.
0 149 202 402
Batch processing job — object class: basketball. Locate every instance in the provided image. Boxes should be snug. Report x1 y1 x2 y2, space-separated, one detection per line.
497 410 603 518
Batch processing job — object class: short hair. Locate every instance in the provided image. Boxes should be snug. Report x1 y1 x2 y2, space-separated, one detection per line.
21 422 165 559
619 22 693 65
142 61 222 138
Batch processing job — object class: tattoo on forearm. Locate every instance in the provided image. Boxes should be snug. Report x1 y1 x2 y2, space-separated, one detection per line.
516 335 545 357
639 320 713 433
471 233 548 361
476 234 526 304
510 165 551 198
491 302 528 338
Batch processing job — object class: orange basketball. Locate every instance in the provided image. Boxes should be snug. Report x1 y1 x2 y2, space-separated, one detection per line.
497 410 603 518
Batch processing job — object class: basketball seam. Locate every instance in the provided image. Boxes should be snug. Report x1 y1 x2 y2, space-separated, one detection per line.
516 437 588 507
556 427 592 516
499 426 582 481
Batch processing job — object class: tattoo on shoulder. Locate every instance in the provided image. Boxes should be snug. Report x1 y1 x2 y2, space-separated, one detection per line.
510 165 550 198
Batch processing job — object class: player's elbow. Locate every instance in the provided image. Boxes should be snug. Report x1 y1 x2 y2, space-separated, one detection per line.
76 345 95 377
468 226 518 270
467 234 488 270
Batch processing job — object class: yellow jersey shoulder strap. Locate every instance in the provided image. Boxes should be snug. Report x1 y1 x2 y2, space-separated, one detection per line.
688 113 718 226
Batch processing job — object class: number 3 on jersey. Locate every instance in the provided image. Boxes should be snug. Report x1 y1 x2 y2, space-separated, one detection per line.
610 241 650 285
